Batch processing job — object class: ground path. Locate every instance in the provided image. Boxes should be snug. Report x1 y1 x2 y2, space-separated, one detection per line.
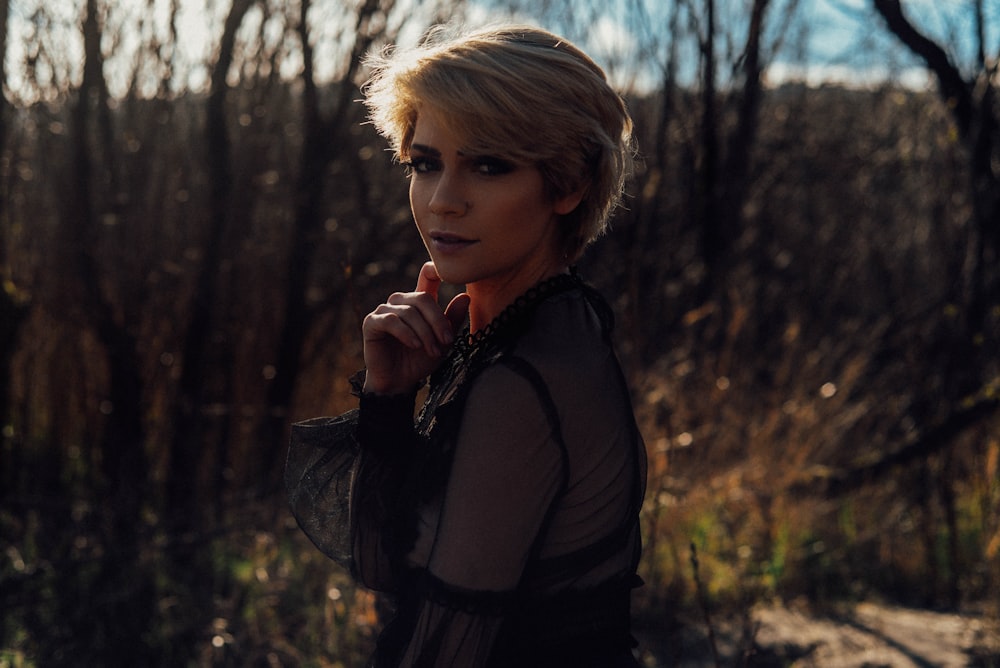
636 601 1000 667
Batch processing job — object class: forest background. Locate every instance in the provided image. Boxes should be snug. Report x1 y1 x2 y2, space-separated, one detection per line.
0 0 998 665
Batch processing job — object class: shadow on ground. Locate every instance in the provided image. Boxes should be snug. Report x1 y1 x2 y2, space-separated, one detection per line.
635 602 1000 667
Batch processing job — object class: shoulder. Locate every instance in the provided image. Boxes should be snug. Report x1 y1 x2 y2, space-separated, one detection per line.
453 358 569 479
455 283 626 440
462 357 558 428
513 286 616 380
506 286 634 432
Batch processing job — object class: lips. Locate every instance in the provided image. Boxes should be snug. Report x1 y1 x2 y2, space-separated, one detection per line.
429 231 477 252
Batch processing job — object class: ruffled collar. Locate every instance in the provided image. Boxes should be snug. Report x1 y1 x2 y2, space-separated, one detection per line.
453 271 583 360
417 271 583 439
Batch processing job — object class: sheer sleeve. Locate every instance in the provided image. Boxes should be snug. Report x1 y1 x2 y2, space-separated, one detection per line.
351 391 422 590
285 388 420 591
392 361 566 667
285 411 360 570
290 285 646 667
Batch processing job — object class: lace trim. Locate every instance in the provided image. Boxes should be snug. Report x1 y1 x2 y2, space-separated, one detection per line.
416 271 585 440
454 271 583 359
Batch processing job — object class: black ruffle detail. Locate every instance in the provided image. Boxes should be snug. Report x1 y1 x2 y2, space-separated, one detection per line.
455 272 583 358
285 413 361 568
411 570 517 617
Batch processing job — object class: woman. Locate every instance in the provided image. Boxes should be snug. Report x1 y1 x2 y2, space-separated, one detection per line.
286 24 647 667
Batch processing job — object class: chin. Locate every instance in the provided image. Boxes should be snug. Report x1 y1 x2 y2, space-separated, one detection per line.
435 270 471 286
428 260 471 286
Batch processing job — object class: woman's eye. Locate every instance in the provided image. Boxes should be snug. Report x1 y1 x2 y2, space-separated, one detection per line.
473 157 515 176
403 157 438 175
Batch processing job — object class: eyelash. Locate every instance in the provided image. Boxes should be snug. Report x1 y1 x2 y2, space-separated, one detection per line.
475 157 515 176
401 156 515 177
401 157 437 175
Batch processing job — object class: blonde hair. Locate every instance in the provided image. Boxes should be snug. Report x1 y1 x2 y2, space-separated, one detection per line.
363 24 634 262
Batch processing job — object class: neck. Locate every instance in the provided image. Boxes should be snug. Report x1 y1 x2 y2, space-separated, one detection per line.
467 264 569 333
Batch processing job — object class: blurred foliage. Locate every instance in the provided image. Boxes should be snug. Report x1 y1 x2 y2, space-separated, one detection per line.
1 0 999 665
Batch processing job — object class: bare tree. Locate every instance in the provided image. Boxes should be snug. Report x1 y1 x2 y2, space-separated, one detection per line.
0 0 26 500
622 0 798 360
873 0 999 335
166 0 256 528
255 0 398 494
60 0 148 547
692 0 800 295
868 0 1000 607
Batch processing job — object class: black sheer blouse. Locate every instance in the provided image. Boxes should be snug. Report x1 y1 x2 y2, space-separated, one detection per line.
286 274 647 667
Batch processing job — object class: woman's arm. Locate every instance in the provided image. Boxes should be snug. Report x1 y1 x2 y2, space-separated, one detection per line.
285 384 421 591
392 360 566 666
287 261 468 586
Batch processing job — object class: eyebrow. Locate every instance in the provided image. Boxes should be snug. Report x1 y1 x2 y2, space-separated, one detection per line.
410 143 481 159
409 143 441 157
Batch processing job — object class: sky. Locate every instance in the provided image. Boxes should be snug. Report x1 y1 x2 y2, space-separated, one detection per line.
780 0 997 86
4 0 995 102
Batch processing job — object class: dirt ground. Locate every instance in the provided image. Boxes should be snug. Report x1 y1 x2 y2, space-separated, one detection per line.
635 602 1000 667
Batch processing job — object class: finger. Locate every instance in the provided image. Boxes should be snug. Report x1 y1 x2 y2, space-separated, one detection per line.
415 261 442 299
416 263 460 345
363 310 423 350
368 303 443 356
445 293 471 335
387 292 453 348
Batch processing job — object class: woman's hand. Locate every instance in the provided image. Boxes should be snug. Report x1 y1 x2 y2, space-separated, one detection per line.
362 262 470 395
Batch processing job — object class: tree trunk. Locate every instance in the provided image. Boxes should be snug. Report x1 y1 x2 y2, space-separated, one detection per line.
167 0 254 527
257 0 391 495
697 0 721 281
68 0 147 548
0 0 27 501
872 0 999 334
720 0 770 250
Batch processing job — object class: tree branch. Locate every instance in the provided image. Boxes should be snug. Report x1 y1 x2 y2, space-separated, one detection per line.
791 395 1000 497
872 0 972 137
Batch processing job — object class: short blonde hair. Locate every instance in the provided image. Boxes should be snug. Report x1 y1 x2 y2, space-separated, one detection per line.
363 24 634 262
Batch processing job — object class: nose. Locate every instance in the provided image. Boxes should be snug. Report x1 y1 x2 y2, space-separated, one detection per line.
428 172 468 217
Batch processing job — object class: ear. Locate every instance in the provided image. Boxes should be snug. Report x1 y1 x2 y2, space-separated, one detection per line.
553 186 587 215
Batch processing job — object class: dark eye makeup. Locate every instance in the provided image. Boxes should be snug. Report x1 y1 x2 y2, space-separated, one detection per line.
401 151 516 177
472 156 516 176
401 156 439 175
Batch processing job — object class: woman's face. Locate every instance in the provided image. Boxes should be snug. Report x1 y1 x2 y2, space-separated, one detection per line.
406 110 580 295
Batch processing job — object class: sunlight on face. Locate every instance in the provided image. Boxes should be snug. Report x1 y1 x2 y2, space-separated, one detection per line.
407 109 580 303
